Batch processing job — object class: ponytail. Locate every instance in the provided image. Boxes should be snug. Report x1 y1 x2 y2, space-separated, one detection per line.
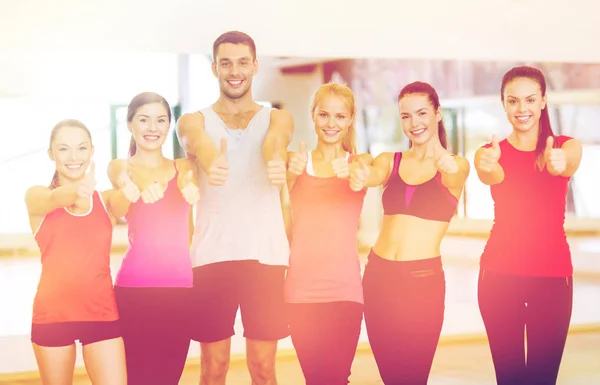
536 106 555 169
49 170 59 190
129 136 137 157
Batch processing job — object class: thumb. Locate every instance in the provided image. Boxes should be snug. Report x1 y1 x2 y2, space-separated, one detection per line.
546 136 554 151
491 134 500 151
219 138 228 158
185 170 194 183
359 158 369 172
299 141 306 153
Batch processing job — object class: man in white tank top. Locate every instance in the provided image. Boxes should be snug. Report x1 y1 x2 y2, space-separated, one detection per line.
177 31 294 385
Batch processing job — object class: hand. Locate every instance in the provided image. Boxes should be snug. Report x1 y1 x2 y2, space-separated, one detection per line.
208 138 229 186
76 161 96 200
117 169 141 203
544 136 566 175
434 145 459 174
331 147 350 179
288 141 308 176
349 158 370 191
478 135 501 173
179 170 200 204
267 138 286 187
140 181 165 204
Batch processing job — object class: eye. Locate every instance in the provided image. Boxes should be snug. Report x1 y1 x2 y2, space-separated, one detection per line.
336 115 346 119
401 116 408 120
158 118 166 123
419 112 426 116
508 100 516 104
59 148 67 152
319 113 327 117
527 98 535 103
78 146 87 151
140 118 147 123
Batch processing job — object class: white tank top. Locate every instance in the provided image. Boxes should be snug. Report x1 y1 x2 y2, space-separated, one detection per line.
191 106 290 267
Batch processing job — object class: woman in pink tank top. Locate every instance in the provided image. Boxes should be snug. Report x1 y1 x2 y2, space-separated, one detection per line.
107 93 200 385
284 82 372 384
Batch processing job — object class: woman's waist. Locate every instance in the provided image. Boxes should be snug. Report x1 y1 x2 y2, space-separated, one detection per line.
366 249 443 276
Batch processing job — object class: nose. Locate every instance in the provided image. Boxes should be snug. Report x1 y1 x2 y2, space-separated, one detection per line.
146 120 157 132
518 100 527 112
327 116 336 127
69 149 77 160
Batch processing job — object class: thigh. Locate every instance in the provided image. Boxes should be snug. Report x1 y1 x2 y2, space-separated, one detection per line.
82 337 127 385
32 343 76 385
190 263 241 343
322 302 363 383
478 270 527 384
240 262 289 341
287 303 324 381
31 322 77 348
526 276 573 384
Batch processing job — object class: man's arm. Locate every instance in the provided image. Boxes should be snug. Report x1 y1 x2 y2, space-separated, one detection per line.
176 112 219 173
262 109 294 164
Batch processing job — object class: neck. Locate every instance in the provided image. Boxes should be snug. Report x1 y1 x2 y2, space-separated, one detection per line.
314 142 345 162
410 136 441 160
131 147 165 167
509 121 540 150
215 90 258 114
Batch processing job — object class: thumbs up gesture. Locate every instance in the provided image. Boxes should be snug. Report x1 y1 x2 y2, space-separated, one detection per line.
349 158 370 191
478 135 502 173
267 138 287 186
208 138 229 186
117 168 141 203
544 136 566 175
179 170 200 204
288 141 308 176
434 145 459 174
331 147 350 179
77 161 96 199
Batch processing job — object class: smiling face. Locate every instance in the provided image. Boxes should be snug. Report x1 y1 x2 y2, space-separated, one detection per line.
312 93 354 146
128 102 171 153
398 93 442 147
212 43 257 100
48 125 94 183
502 77 547 133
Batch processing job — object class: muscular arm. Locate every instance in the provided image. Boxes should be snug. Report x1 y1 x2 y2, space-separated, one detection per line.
263 109 294 164
559 138 583 177
176 112 220 173
474 147 505 185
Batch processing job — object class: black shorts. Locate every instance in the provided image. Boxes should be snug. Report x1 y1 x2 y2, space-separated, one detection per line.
31 320 121 347
190 260 289 343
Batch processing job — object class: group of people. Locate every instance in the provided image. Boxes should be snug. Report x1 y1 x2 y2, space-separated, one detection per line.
25 30 582 385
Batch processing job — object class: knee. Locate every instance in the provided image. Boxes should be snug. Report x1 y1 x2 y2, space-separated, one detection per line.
201 355 229 381
247 358 276 383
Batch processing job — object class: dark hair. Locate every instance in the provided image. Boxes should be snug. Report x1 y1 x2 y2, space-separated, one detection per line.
398 81 448 149
212 31 257 61
500 66 553 169
48 119 92 190
127 92 172 157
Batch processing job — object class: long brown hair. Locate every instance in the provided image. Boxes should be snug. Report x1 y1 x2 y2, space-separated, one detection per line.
127 92 172 157
48 119 92 190
398 81 448 149
310 82 357 154
500 66 554 169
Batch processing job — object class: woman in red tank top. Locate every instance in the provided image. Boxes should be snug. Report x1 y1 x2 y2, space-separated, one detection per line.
25 120 138 385
475 66 583 385
283 82 371 384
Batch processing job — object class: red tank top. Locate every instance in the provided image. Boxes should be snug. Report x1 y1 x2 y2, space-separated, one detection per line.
285 160 366 304
480 135 573 277
32 191 119 323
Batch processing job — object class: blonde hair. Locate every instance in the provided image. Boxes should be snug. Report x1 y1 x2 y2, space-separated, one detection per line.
310 82 357 154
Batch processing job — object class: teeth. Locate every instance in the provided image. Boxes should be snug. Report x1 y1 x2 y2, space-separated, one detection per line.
228 80 242 85
66 165 82 170
144 135 160 140
324 130 339 136
411 128 426 135
516 116 531 122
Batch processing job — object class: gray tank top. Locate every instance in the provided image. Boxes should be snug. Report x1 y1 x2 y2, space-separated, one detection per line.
191 106 290 267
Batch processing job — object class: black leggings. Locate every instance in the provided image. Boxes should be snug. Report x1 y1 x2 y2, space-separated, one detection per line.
363 251 445 384
288 301 363 385
478 269 573 385
114 286 191 385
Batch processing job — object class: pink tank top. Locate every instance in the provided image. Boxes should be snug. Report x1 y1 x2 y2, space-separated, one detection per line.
115 166 193 288
285 157 366 304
